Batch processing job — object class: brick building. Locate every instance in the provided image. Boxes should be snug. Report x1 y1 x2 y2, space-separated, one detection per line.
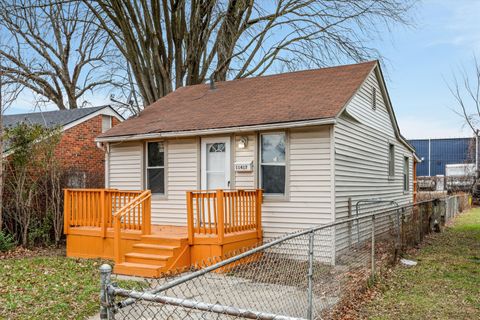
3 106 123 188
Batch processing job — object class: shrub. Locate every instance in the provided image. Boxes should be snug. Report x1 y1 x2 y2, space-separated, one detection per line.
0 230 16 252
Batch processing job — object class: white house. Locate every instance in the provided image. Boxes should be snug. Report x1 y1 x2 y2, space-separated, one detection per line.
64 61 418 277
98 60 415 231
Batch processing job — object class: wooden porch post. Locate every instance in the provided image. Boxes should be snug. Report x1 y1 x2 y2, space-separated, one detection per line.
63 189 70 235
114 216 121 264
186 191 194 245
100 190 106 238
143 194 152 235
217 189 225 244
256 189 263 239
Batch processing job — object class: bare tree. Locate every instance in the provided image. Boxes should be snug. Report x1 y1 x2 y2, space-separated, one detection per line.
0 0 120 110
83 0 416 106
0 65 23 231
447 55 480 199
448 55 480 134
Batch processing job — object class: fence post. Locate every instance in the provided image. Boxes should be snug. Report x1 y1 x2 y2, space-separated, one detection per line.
100 264 115 319
396 209 401 247
371 215 376 281
307 231 314 320
347 197 352 246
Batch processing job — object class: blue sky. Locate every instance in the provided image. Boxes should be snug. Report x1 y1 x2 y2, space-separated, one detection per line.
7 0 479 139
370 0 480 139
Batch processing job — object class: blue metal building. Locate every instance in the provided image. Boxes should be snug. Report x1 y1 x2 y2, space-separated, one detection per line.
409 138 476 176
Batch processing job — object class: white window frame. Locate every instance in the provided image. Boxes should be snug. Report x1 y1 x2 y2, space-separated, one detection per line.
145 141 166 195
101 115 112 133
259 132 287 196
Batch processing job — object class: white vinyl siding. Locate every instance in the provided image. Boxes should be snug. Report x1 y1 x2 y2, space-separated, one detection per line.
261 127 333 239
107 138 198 226
108 142 143 190
231 127 333 242
334 70 414 252
234 134 256 189
151 138 198 226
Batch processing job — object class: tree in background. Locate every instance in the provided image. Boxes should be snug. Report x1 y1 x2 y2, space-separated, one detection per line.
0 0 122 110
2 123 62 246
84 0 416 106
0 65 23 233
448 56 480 134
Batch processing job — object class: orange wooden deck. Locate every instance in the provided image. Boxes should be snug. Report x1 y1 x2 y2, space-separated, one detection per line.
64 189 262 277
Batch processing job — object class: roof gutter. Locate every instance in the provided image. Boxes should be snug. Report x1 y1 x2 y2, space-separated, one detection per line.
95 117 337 143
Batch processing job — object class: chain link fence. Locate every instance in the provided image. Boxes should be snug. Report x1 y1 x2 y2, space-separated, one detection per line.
99 194 470 320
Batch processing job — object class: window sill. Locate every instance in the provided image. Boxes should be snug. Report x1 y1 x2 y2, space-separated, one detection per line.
151 194 167 201
262 194 289 202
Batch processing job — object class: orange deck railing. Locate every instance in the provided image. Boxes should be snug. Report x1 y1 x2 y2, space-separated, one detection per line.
64 188 152 264
64 189 146 237
113 190 152 263
186 189 263 245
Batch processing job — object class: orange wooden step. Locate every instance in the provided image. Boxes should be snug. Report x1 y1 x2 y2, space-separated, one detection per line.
114 262 162 278
124 252 170 266
132 243 179 255
140 234 187 246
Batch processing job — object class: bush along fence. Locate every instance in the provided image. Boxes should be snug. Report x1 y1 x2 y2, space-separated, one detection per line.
98 194 470 320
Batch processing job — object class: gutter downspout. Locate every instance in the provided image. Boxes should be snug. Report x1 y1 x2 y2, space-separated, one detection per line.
96 141 110 188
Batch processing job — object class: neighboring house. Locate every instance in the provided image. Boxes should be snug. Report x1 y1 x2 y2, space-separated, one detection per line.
3 106 123 188
65 61 418 277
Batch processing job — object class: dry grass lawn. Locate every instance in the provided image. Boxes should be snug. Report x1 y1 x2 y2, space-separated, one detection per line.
360 207 480 320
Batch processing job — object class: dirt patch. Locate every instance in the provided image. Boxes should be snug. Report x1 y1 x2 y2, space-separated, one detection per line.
0 245 65 260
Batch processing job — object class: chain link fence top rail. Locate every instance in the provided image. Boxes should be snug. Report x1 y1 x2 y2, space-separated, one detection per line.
100 194 470 320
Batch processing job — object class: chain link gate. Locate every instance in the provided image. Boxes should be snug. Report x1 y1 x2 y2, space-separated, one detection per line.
98 194 469 320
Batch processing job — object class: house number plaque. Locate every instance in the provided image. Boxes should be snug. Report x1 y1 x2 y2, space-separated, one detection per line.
234 161 253 172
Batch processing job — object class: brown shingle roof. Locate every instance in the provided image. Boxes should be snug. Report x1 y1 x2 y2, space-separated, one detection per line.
99 61 377 139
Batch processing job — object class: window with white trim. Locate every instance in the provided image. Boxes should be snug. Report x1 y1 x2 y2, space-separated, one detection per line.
403 156 409 191
260 133 286 195
388 143 395 177
146 142 165 194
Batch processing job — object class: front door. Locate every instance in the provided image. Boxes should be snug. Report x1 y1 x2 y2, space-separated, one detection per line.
201 137 231 190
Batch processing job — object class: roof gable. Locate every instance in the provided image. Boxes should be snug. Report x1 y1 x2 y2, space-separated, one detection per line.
3 106 120 129
99 61 377 139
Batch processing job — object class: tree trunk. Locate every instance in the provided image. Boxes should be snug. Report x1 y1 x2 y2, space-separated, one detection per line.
0 73 3 231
